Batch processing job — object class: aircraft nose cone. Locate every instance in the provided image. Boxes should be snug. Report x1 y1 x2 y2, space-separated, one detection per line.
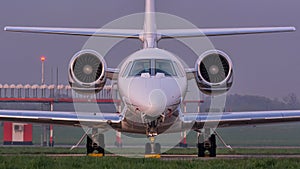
125 77 183 119
145 89 167 117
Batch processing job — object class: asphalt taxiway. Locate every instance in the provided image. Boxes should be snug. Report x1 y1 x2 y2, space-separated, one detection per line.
2 154 300 160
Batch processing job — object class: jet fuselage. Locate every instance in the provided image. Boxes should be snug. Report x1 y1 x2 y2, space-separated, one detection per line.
117 48 187 133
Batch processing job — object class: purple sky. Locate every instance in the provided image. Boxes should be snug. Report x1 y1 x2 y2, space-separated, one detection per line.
0 0 299 99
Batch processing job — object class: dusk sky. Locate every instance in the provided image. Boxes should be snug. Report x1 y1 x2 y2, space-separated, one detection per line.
0 0 299 99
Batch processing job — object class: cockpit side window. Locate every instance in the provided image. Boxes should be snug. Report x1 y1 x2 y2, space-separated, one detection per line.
128 59 151 76
155 59 177 76
122 61 132 77
173 61 184 77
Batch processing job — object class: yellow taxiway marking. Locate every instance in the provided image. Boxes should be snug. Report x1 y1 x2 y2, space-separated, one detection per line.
88 153 104 157
144 154 161 158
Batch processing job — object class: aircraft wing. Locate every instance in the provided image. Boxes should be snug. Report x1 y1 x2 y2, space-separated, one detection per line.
159 27 296 38
0 110 122 128
4 26 142 38
107 68 119 80
185 68 196 80
183 110 300 129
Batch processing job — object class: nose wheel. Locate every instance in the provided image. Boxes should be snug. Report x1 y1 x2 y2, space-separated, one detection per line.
145 136 161 158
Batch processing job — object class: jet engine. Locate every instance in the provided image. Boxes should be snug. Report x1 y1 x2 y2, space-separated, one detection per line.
195 50 233 95
68 50 107 94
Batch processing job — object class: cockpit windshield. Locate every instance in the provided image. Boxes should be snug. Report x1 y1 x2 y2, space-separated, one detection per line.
155 59 177 76
128 59 151 76
127 59 177 77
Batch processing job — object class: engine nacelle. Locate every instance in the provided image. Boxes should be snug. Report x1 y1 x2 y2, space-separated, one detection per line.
195 50 233 95
68 50 107 94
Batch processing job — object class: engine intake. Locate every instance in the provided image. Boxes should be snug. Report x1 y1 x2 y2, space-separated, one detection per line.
69 50 107 94
195 50 233 95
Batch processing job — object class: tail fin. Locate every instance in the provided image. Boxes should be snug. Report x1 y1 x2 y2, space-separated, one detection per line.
142 0 158 48
144 0 157 34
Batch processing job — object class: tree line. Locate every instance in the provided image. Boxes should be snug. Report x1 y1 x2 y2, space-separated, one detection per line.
200 93 300 112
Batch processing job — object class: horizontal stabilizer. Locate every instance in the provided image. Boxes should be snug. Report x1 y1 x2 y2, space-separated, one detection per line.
4 26 142 38
4 26 295 39
159 27 296 38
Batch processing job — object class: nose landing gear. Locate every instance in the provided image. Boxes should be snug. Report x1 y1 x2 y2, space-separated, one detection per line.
145 136 161 158
142 113 165 158
144 114 165 137
144 119 161 158
146 120 158 137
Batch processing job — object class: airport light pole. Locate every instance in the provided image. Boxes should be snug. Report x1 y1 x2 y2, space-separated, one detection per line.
40 56 48 146
40 56 46 85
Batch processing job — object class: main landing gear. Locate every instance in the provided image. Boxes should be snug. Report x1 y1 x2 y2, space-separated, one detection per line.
197 129 217 157
86 129 105 157
197 129 233 157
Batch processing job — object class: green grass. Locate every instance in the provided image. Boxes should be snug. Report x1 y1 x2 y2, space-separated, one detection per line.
0 147 300 169
0 156 299 169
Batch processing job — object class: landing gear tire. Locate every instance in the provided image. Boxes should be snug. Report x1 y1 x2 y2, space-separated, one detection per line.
145 143 151 154
197 134 217 157
145 136 161 157
154 143 161 154
197 143 205 157
209 134 217 157
86 133 105 155
86 136 94 155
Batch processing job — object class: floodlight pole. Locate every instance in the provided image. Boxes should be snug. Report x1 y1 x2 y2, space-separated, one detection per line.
41 56 45 85
40 56 48 146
